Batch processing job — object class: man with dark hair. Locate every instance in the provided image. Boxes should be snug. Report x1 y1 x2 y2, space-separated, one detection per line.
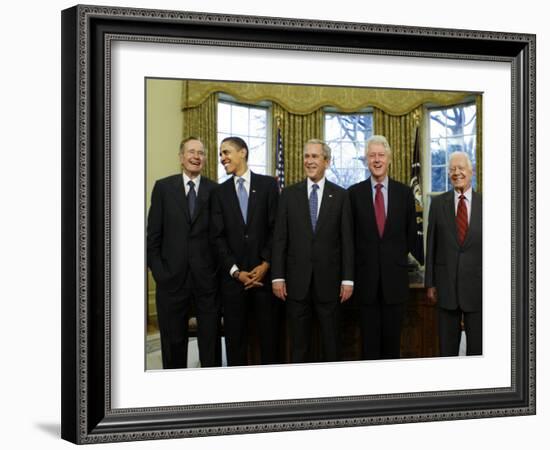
147 137 219 369
210 136 280 366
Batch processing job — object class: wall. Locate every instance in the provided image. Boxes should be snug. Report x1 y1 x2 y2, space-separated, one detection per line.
146 78 183 210
0 0 546 449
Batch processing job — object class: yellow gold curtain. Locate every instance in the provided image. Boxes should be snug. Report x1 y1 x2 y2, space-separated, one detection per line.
373 106 423 184
475 94 483 193
182 92 218 180
271 103 324 185
182 79 473 116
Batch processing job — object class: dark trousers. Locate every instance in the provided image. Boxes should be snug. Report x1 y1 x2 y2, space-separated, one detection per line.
359 284 405 360
438 307 482 356
222 287 280 366
156 271 219 369
287 277 340 364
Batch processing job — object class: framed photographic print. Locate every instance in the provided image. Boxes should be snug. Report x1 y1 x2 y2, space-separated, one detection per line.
61 4 535 444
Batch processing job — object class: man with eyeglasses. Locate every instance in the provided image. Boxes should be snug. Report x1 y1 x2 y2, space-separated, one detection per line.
147 137 220 369
425 151 482 356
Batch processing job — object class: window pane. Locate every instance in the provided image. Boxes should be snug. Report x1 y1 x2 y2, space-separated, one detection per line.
431 139 446 166
447 137 465 155
217 101 269 181
325 114 342 141
431 166 447 193
463 104 477 136
217 103 231 133
248 137 267 166
429 111 447 139
249 109 267 137
324 112 373 188
231 105 250 136
248 164 267 175
429 103 477 193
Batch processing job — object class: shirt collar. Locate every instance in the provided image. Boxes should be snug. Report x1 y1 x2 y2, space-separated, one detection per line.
182 172 201 188
234 168 251 185
371 176 388 190
307 176 326 191
454 186 472 202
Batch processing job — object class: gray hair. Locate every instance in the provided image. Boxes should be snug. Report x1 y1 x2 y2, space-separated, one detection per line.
365 135 392 160
179 136 204 153
448 151 473 171
304 138 332 161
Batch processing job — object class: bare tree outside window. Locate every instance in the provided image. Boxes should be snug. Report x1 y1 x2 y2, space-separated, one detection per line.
325 112 373 188
429 104 477 193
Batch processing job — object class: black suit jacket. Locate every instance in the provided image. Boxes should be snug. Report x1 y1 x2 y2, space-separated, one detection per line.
271 179 354 303
348 177 417 305
147 174 218 291
425 190 482 312
210 172 279 294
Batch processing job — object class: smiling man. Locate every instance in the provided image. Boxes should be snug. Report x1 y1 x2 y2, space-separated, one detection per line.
425 151 482 356
272 139 354 363
147 137 219 369
210 136 280 366
348 135 417 360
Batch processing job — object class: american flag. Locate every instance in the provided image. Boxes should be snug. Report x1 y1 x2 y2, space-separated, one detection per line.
410 126 425 265
275 126 285 191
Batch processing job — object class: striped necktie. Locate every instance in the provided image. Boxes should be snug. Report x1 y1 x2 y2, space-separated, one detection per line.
456 194 468 245
309 183 319 231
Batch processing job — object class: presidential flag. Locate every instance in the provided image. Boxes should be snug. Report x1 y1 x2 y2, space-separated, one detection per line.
410 126 425 265
275 126 285 191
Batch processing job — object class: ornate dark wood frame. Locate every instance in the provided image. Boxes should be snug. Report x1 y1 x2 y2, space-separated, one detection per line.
61 4 536 444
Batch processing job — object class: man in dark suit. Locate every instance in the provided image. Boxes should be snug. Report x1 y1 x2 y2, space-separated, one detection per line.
272 139 354 363
147 137 219 369
425 151 482 356
210 136 280 366
348 135 417 360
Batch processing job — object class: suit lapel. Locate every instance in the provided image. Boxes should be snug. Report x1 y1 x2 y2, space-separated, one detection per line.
190 178 209 225
226 177 246 227
246 172 258 226
315 181 334 234
383 178 398 239
443 190 459 246
298 181 313 236
462 190 479 248
169 175 191 223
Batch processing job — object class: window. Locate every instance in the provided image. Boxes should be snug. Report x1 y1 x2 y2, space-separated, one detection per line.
428 103 477 194
217 101 269 182
324 112 373 188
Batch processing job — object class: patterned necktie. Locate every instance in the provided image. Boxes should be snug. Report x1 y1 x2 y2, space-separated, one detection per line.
187 180 196 217
237 177 248 223
309 183 319 231
456 194 468 245
374 183 385 237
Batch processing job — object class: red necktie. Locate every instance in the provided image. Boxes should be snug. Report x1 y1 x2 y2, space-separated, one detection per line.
374 183 385 237
456 194 468 245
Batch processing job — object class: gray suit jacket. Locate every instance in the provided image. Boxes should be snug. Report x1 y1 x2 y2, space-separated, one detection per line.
425 190 482 312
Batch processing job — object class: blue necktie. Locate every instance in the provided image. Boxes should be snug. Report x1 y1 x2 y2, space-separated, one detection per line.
187 180 196 217
309 183 319 231
237 177 248 223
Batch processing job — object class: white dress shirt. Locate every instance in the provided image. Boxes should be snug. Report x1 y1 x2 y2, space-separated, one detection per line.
182 173 201 195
